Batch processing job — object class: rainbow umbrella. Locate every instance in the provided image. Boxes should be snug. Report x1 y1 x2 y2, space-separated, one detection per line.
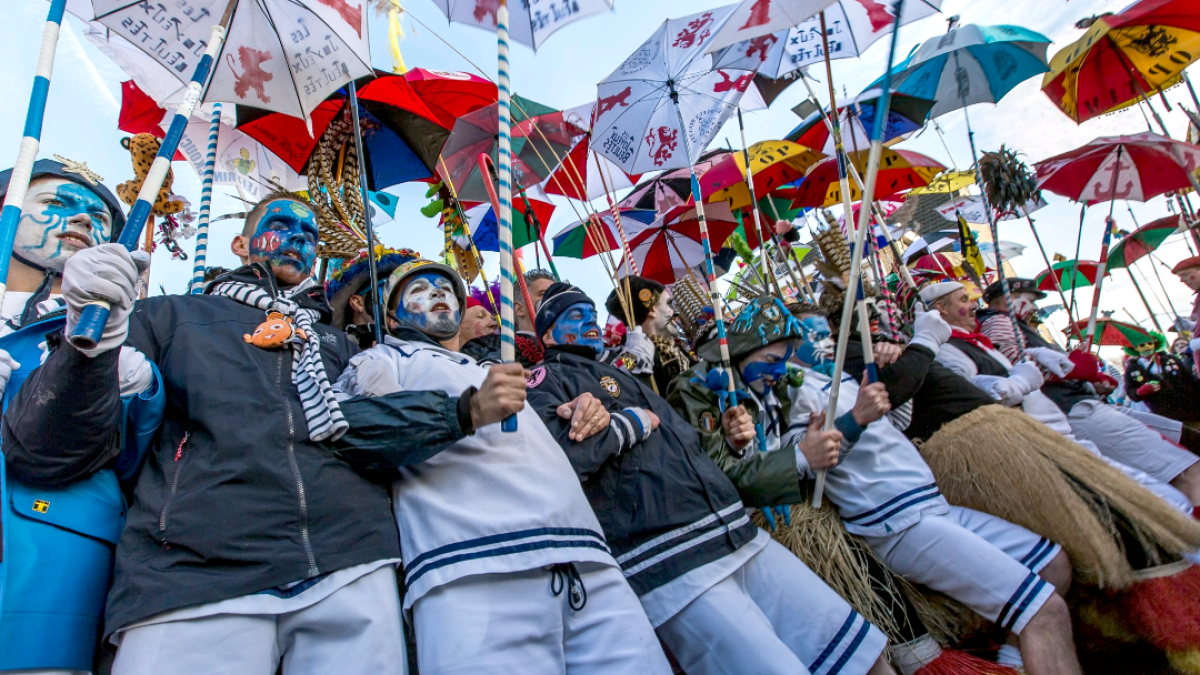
1036 260 1100 291
1107 214 1181 270
1064 318 1154 348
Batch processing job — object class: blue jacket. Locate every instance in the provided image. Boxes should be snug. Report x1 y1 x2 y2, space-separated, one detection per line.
0 316 164 671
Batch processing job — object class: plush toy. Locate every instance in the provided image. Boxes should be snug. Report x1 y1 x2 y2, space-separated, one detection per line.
116 133 184 216
244 311 307 348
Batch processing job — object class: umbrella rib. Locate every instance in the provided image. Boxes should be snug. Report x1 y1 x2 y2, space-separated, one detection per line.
249 0 308 116
595 82 670 137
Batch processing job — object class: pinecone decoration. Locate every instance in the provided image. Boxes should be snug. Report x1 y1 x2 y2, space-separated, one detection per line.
978 145 1041 216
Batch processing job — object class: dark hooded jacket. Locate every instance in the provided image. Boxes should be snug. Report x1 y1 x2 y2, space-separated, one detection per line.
2 264 464 634
528 346 756 596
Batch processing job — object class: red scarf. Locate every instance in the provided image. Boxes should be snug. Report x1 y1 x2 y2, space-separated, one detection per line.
951 326 995 352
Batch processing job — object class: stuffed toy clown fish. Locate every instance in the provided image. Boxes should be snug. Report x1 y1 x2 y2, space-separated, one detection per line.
244 311 307 348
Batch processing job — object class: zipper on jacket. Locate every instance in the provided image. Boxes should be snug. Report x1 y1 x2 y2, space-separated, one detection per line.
159 431 190 543
277 350 320 577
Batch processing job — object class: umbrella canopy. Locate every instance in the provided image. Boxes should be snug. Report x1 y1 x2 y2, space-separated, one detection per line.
789 149 945 208
977 240 1026 269
430 0 615 50
787 89 934 155
1043 0 1200 124
237 73 450 189
622 205 742 283
1064 318 1154 347
453 192 557 252
733 194 804 248
1037 260 1101 291
543 101 641 202
552 209 660 259
709 0 943 78
1107 214 1182 269
906 170 977 196
873 24 1052 119
591 6 758 174
85 0 372 120
1035 132 1200 204
402 68 496 129
701 140 825 209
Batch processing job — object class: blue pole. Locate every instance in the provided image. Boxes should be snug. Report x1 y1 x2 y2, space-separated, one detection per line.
190 103 222 294
0 0 67 305
71 16 232 349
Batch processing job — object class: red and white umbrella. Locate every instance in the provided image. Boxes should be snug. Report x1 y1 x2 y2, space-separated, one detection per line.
621 203 741 284
1035 132 1200 205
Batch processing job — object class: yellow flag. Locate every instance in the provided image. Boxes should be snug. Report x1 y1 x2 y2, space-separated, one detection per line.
958 213 986 279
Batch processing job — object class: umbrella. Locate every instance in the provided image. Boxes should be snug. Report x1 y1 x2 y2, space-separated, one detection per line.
621 207 742 284
1036 260 1100 292
700 140 825 209
1107 214 1182 270
403 68 496 129
977 240 1026 269
1064 318 1154 348
237 73 450 189
438 94 585 204
543 101 641 202
709 0 943 78
788 149 945 208
872 24 1052 120
453 194 557 252
1043 0 1200 125
1035 132 1200 205
786 89 934 155
552 210 660 259
430 0 615 50
905 170 977 195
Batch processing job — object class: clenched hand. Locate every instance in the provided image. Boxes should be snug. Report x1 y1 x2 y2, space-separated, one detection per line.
471 363 527 428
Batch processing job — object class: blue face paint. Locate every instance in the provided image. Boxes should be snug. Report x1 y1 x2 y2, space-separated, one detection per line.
394 271 461 338
742 342 795 390
551 302 602 354
795 316 834 374
15 179 112 271
248 199 319 276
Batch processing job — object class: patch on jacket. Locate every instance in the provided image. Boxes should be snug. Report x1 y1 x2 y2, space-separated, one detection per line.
527 366 547 388
600 375 621 398
699 411 716 433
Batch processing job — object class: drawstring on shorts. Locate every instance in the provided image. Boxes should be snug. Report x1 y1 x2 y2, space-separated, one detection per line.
550 563 588 611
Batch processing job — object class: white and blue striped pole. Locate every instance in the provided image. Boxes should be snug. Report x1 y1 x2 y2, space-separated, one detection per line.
190 103 222 294
496 0 517 432
71 4 235 349
0 0 67 308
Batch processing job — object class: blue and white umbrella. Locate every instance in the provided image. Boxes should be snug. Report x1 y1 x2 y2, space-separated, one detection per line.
868 24 1052 119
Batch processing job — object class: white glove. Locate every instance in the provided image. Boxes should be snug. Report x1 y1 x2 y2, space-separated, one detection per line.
909 307 952 354
1008 361 1045 395
61 244 150 357
118 346 154 397
622 328 657 364
0 349 20 400
1025 347 1075 378
973 374 1026 406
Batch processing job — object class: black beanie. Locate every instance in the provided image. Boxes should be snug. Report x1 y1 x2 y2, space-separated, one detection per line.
0 159 126 240
536 282 594 344
605 275 665 327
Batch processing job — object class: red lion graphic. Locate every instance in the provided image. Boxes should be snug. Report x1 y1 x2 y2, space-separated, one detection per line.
743 34 778 62
738 0 772 30
645 126 679 167
713 71 754 94
473 0 501 26
597 87 633 118
228 47 274 103
673 12 715 50
853 0 893 32
314 0 362 37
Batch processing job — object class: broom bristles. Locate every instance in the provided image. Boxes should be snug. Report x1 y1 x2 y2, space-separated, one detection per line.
914 649 1020 675
1122 563 1200 654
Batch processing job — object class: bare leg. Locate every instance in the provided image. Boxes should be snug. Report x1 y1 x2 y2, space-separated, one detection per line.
1037 550 1073 596
1170 463 1200 507
1016 594 1083 675
868 654 898 675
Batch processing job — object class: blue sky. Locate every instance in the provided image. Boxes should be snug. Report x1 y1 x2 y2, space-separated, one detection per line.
2 0 1198 356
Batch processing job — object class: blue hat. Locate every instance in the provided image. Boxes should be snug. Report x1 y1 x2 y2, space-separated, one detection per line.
535 282 594 344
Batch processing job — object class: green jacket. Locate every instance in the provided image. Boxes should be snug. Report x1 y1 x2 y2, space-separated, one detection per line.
667 363 812 508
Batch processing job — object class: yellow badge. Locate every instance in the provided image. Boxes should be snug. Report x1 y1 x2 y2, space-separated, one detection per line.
32 499 49 514
639 288 653 303
699 411 716 433
600 375 621 398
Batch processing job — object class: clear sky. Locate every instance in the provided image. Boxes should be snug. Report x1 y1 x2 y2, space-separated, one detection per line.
2 0 1198 359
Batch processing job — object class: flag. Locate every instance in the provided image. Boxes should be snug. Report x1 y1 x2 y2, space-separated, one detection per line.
957 213 986 279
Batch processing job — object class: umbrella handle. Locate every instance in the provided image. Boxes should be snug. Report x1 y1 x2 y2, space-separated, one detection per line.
72 18 230 350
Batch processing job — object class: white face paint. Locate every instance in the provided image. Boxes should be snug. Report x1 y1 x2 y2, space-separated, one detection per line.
649 289 674 333
398 272 461 338
1010 292 1039 322
12 177 112 272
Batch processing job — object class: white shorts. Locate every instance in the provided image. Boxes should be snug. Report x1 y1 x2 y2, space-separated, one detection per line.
657 538 887 675
413 562 671 675
1068 399 1198 484
111 565 406 675
862 506 1059 635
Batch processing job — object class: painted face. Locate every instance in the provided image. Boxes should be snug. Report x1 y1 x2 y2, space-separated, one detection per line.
1135 340 1159 357
551 301 603 354
794 315 835 372
936 290 977 331
12 178 112 272
739 340 795 393
1009 292 1039 322
248 199 319 281
459 305 498 342
396 271 461 338
1178 267 1200 293
648 288 675 332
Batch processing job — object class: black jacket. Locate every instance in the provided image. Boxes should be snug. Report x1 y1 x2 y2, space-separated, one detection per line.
1125 352 1200 422
841 337 996 441
975 309 1096 414
3 264 411 634
528 346 756 596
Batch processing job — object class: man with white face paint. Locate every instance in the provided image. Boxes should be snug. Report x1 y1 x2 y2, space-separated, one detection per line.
976 279 1200 509
333 261 670 675
602 275 695 394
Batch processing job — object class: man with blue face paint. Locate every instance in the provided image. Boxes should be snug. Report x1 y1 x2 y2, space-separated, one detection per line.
333 262 668 675
678 298 1083 675
529 283 897 675
5 190 413 674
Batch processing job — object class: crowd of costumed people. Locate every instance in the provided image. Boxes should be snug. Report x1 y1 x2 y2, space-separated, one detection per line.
7 0 1200 674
